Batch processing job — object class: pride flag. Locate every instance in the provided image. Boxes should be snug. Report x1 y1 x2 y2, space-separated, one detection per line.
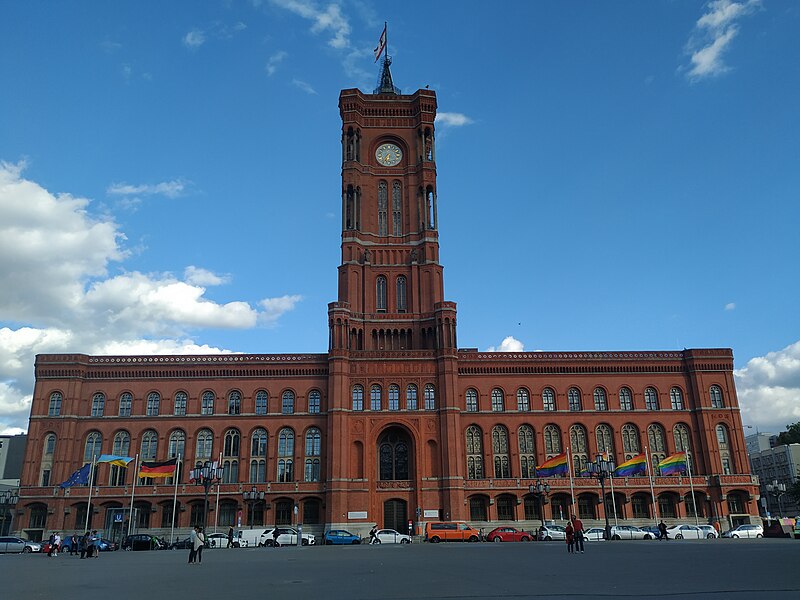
536 453 568 477
97 455 133 468
658 452 688 476
614 454 647 477
139 458 177 478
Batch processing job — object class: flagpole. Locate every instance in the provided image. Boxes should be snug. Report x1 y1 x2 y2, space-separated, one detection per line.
384 21 387 61
84 458 97 533
170 453 181 545
566 448 575 515
214 451 222 534
128 453 139 537
609 472 619 527
686 450 699 527
645 446 659 525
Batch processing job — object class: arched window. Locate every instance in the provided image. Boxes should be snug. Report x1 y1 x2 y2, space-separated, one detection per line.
388 385 400 411
396 276 407 313
570 425 588 474
710 385 724 408
517 388 530 411
378 429 409 480
542 388 555 411
141 430 158 460
305 428 322 482
644 387 659 411
669 387 684 410
370 385 382 411
40 434 56 486
674 423 693 472
228 391 241 415
146 392 160 416
352 385 364 411
168 430 185 459
308 390 321 414
281 390 295 414
518 425 536 478
492 426 510 478
378 180 388 236
466 425 484 479
544 424 562 456
568 388 582 411
491 388 504 412
173 392 187 416
593 388 607 411
716 424 733 474
596 424 614 456
621 424 640 459
424 384 436 410
406 384 418 410
648 424 667 467
196 429 213 460
223 429 240 483
392 180 402 235
619 387 633 411
255 390 268 415
376 276 387 312
91 393 105 417
119 392 132 416
277 429 294 482
84 431 102 463
201 391 215 415
465 389 478 412
45 434 56 455
251 428 268 457
48 392 62 416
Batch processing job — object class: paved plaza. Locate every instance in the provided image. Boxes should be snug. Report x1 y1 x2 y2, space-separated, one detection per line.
1 538 799 599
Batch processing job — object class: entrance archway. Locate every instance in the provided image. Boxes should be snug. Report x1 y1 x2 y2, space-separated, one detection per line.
377 426 413 481
384 499 407 533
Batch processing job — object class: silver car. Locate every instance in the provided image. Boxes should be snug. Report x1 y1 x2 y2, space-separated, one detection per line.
610 525 653 540
723 524 764 539
0 536 27 553
539 525 567 541
374 528 412 544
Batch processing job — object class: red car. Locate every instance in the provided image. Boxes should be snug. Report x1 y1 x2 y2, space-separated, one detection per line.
486 527 533 542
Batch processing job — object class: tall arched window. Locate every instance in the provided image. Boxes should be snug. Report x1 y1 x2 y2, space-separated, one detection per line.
491 388 504 412
669 387 684 410
40 434 56 486
396 276 407 312
517 388 530 411
388 385 400 411
228 391 241 415
489 426 509 478
466 389 478 412
716 424 733 474
378 430 409 480
378 180 388 236
424 384 436 410
621 424 640 459
281 390 295 414
544 424 562 456
710 385 724 408
48 392 62 416
674 423 693 472
619 387 633 411
568 388 582 411
648 424 667 467
518 425 536 478
174 392 187 416
370 385 382 411
196 429 213 461
277 428 294 482
84 432 102 463
255 390 268 415
308 390 321 414
201 391 214 415
376 276 387 312
169 430 185 459
644 387 659 410
223 429 240 483
304 428 322 482
466 425 484 479
392 181 402 235
352 385 364 411
91 393 105 417
596 424 614 457
593 388 607 411
146 392 160 416
570 425 588 473
406 384 418 410
45 434 56 455
542 388 555 411
140 430 157 483
119 392 132 417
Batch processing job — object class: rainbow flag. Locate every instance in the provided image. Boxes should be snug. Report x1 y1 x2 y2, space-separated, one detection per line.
658 452 687 476
139 458 177 478
614 454 647 477
97 455 133 468
536 453 568 477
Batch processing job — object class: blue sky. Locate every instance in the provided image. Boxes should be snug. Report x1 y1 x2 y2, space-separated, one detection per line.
1 1 798 435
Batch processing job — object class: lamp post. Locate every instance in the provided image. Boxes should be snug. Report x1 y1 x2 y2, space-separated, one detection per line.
242 486 265 529
190 461 223 532
585 454 616 540
528 480 550 535
0 490 19 536
765 480 787 518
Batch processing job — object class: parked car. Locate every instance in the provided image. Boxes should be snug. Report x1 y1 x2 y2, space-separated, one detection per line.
0 536 28 553
641 526 663 540
698 525 718 539
122 534 161 551
262 527 316 546
583 527 606 541
666 524 705 540
425 521 481 543
722 524 764 539
374 528 412 544
610 525 653 540
207 532 239 548
538 525 567 541
486 527 532 543
324 530 362 545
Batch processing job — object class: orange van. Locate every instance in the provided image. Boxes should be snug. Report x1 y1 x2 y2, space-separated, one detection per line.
424 521 481 543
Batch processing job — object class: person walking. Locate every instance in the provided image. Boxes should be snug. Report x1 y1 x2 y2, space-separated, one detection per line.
272 527 280 548
80 532 90 559
571 515 585 553
369 525 378 545
188 527 198 564
658 520 669 540
194 527 206 564
565 521 575 554
91 531 101 558
70 534 78 556
227 526 234 548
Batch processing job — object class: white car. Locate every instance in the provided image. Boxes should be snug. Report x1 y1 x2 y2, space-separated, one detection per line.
539 525 567 541
373 528 412 544
698 525 718 539
722 524 764 539
610 525 653 540
261 527 316 546
666 524 705 539
583 527 606 541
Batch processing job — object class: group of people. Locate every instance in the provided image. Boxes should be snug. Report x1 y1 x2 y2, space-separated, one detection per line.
564 515 585 554
45 530 103 558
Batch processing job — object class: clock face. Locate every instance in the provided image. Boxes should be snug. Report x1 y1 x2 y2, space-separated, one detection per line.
375 143 403 167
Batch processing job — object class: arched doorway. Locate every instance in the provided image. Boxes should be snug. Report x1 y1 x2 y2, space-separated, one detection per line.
383 499 407 533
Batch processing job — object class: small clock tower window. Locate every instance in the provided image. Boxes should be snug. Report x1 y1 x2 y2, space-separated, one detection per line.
378 181 388 236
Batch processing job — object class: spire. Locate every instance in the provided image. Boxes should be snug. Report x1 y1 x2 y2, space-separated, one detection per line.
374 56 400 95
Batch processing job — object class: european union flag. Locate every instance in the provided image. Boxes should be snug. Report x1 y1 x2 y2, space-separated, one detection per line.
59 463 91 488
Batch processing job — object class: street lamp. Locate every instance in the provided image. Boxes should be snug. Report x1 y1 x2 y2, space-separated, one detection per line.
528 480 550 534
0 490 19 536
585 454 616 540
190 461 224 532
242 486 265 529
765 480 787 518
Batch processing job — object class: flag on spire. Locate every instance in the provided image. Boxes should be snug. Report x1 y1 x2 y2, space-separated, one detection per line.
374 24 387 62
59 463 91 488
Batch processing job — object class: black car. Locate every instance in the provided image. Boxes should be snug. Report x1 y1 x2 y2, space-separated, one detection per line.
171 536 193 550
122 534 161 551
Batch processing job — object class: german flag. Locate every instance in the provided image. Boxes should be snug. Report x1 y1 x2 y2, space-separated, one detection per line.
139 459 177 478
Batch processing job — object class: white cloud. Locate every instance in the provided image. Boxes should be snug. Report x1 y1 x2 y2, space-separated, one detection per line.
270 0 351 49
183 29 206 49
259 295 303 324
725 302 736 311
184 266 230 286
735 340 800 433
486 336 525 352
107 179 187 198
435 112 474 127
292 78 317 95
266 50 288 76
684 0 761 81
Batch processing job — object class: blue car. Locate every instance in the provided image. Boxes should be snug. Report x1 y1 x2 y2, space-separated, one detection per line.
324 530 362 545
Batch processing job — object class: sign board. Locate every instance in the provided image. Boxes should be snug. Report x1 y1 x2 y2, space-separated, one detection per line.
347 511 368 519
113 513 123 523
423 509 439 518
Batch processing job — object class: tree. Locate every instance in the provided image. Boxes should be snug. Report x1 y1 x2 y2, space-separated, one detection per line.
776 422 800 446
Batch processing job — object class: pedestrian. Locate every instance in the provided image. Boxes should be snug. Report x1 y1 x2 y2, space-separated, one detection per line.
571 515 585 553
92 531 101 558
369 525 378 545
565 521 575 554
227 525 234 548
658 520 668 540
47 532 56 557
80 532 90 559
272 526 280 548
194 527 205 564
188 527 198 564
70 534 78 556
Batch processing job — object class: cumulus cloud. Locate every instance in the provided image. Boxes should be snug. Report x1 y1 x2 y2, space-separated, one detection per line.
735 340 800 433
0 162 301 432
683 0 761 81
435 112 474 127
725 302 736 311
266 50 288 76
486 336 525 353
107 179 187 198
183 29 206 49
292 78 317 95
271 0 351 49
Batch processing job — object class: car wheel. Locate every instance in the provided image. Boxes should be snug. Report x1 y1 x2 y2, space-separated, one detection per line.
492 536 502 543
521 536 530 542
644 534 652 540
675 534 683 540
400 539 410 544
352 539 360 545
756 534 763 538
430 536 441 543
545 536 552 541
302 539 309 546
325 540 333 545
612 534 620 540
468 535 479 543
707 533 715 539
23 546 32 553
732 534 739 539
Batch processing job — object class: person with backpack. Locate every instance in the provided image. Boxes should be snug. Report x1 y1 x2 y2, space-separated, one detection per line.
369 525 379 545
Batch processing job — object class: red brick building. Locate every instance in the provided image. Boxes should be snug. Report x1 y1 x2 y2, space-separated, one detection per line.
16 62 759 542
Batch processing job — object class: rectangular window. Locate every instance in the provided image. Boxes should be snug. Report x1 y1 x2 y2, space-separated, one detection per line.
41 469 51 487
